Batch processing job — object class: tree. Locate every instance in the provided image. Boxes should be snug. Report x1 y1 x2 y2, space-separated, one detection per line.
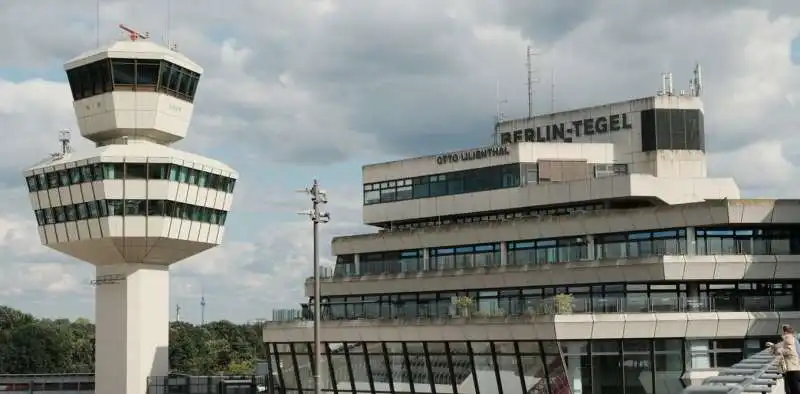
0 305 265 376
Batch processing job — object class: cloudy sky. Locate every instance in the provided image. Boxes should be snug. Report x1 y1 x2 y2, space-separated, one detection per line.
0 0 797 323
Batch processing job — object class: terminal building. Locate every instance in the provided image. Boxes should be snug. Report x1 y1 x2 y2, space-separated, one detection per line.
262 73 800 394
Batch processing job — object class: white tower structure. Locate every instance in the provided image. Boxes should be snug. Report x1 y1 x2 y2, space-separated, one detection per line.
22 25 237 394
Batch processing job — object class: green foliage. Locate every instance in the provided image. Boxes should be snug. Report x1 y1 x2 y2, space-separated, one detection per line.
0 306 266 375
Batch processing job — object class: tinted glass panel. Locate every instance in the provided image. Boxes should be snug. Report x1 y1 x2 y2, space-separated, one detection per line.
641 109 705 152
111 60 136 84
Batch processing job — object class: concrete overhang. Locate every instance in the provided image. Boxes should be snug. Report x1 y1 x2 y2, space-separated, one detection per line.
263 311 797 343
363 174 739 226
336 199 800 255
307 254 800 297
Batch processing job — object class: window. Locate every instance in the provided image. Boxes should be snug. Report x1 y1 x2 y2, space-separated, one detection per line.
148 163 169 180
107 200 124 215
70 167 82 184
54 207 66 223
147 200 165 216
103 163 124 180
187 169 198 185
77 203 89 220
364 164 522 205
26 176 37 192
111 59 136 86
641 109 705 152
87 201 99 218
430 243 501 271
34 210 45 225
31 163 237 194
66 205 77 221
124 163 147 179
66 59 200 102
125 200 145 215
136 60 160 86
58 170 70 187
47 172 59 188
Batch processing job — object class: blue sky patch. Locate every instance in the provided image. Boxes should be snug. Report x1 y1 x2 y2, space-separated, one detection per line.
0 66 64 83
792 35 800 65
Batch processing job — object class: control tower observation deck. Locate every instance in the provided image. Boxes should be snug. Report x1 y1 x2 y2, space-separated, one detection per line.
358 92 739 230
22 27 237 394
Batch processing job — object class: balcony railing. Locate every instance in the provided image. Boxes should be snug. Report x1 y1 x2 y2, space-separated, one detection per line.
273 294 794 324
682 347 782 394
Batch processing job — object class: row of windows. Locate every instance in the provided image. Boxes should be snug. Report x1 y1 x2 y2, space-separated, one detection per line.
0 381 94 392
311 281 797 320
25 162 235 194
334 226 800 277
66 58 201 102
265 338 763 394
32 199 228 226
383 201 612 232
363 164 521 205
363 162 630 205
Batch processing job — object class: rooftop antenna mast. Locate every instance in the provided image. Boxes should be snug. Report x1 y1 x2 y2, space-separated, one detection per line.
526 45 541 118
690 63 703 97
550 69 556 113
59 130 72 155
493 79 507 145
95 0 100 46
118 24 150 42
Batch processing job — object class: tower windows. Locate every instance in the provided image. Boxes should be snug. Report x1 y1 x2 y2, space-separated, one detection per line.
25 162 236 194
66 58 200 103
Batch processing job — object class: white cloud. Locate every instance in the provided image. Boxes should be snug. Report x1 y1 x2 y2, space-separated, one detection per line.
0 0 798 321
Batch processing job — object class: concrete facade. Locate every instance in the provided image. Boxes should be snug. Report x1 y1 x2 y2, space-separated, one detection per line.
308 254 800 297
340 199 795 255
265 93 791 394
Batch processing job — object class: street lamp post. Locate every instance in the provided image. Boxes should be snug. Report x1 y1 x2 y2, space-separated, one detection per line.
299 179 330 394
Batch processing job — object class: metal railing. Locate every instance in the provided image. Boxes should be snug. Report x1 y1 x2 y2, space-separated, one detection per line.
273 294 795 323
682 347 783 394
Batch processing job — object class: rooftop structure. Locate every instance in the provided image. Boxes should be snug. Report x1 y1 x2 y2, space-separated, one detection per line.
23 25 237 394
263 67 800 394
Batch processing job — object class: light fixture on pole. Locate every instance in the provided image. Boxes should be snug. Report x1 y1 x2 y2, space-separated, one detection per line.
298 179 330 394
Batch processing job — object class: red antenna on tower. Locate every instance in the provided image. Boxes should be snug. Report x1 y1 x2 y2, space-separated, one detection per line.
118 24 150 41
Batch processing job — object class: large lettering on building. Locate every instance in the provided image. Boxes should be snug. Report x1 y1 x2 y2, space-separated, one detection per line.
499 113 634 144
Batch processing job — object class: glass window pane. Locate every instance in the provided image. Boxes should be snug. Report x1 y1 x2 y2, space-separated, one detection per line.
70 168 82 184
148 164 168 180
136 61 159 85
125 163 147 180
77 203 89 220
107 200 124 216
111 60 135 85
65 205 77 221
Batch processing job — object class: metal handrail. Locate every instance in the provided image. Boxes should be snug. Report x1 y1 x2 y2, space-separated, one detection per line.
682 347 783 394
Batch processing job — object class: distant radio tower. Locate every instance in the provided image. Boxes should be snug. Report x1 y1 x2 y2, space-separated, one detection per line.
200 293 206 325
175 304 181 322
526 45 541 118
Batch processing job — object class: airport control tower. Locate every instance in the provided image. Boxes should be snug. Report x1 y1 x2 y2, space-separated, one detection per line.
22 25 237 394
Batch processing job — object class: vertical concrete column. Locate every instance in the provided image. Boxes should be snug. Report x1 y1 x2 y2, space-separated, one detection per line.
686 226 696 256
423 248 430 271
500 241 508 266
95 264 169 394
585 235 595 261
353 254 360 276
566 343 584 394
